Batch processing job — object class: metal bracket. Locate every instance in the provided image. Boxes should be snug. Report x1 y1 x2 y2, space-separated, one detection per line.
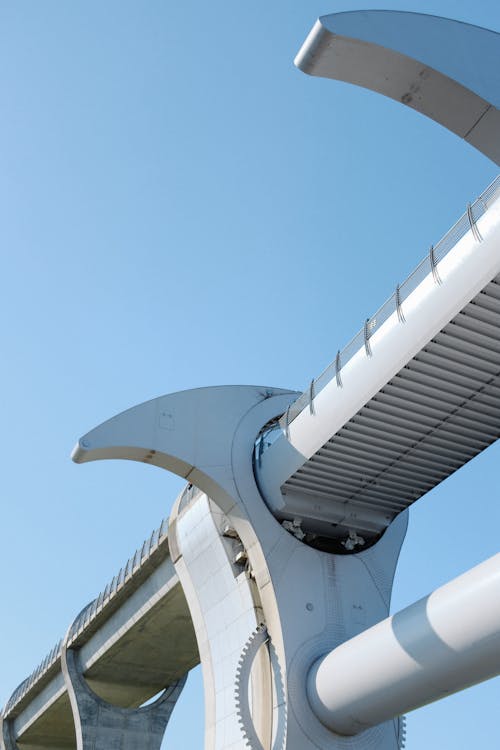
335 350 342 387
309 379 315 415
364 319 373 357
395 284 405 323
467 203 483 243
429 244 442 285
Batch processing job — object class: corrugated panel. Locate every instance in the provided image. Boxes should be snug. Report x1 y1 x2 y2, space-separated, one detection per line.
282 276 500 539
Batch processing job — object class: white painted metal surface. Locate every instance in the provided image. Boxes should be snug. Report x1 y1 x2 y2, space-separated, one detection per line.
308 552 500 735
171 493 269 749
256 178 500 546
294 11 500 164
70 385 408 749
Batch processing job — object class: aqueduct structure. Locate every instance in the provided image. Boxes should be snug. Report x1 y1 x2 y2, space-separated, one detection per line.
2 11 500 750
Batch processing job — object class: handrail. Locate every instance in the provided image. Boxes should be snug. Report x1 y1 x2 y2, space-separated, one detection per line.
278 174 500 432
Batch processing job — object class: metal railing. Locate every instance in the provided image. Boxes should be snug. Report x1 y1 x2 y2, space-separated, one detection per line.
67 516 169 641
2 640 63 717
279 174 500 432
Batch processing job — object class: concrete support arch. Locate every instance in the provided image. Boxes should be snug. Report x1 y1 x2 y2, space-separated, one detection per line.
61 645 185 750
0 715 17 750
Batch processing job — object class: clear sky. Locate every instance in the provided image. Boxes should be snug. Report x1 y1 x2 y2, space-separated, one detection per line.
0 1 499 748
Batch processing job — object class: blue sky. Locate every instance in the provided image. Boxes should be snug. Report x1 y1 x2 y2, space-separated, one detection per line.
0 1 499 748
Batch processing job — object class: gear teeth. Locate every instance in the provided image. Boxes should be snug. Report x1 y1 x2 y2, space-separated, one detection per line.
233 621 286 750
234 624 271 750
398 715 407 749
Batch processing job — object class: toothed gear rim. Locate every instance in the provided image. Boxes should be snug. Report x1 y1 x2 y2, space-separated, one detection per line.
398 716 407 749
234 624 287 750
235 624 269 750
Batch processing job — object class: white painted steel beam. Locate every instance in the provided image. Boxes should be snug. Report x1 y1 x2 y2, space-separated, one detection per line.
307 552 500 735
295 11 500 164
256 179 500 545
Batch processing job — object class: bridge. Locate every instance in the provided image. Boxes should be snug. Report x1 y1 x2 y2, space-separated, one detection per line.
256 175 500 548
2 10 500 750
1 504 197 749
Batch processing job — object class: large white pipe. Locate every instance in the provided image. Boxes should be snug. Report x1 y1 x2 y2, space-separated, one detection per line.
308 552 500 736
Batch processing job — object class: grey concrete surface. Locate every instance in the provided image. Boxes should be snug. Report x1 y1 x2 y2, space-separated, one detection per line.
62 648 185 750
2 509 199 750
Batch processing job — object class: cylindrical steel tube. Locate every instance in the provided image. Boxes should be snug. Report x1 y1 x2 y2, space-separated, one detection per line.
308 552 500 736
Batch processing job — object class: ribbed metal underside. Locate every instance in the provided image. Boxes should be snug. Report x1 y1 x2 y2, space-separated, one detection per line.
282 275 500 539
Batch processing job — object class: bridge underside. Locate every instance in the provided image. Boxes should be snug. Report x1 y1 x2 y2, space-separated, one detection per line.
282 275 500 543
17 693 74 750
83 582 197 708
11 575 198 749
